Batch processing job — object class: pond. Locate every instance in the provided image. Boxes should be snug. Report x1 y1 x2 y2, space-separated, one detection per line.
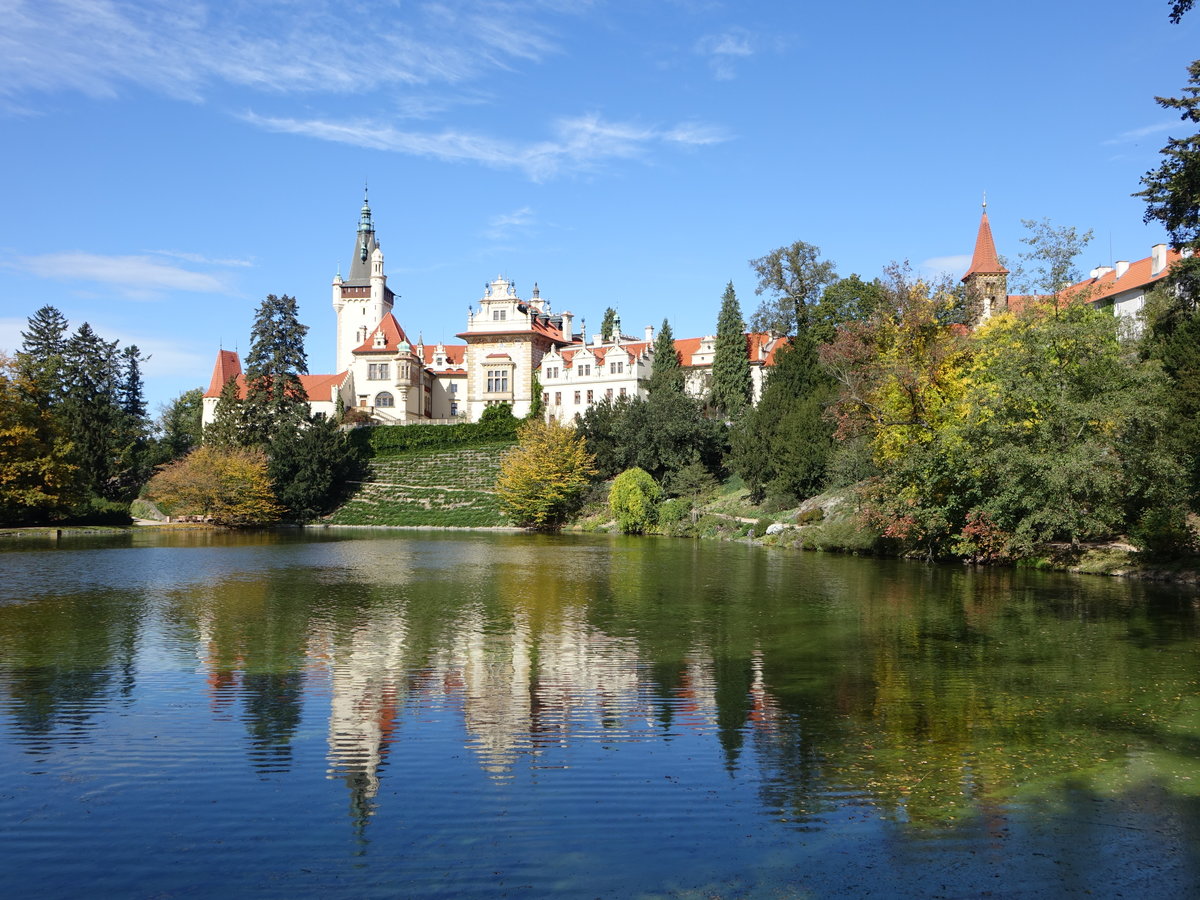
1 529 1198 897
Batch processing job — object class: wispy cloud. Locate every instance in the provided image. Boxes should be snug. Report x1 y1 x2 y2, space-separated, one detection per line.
1102 121 1178 146
0 1 567 107
242 111 731 180
486 207 537 240
144 250 255 268
920 254 971 278
13 252 233 299
694 28 756 80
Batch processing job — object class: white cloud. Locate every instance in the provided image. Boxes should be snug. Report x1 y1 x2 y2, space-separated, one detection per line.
0 0 567 106
486 207 537 240
695 28 756 80
1103 121 1178 146
13 252 232 299
920 254 971 279
144 250 255 268
243 110 730 180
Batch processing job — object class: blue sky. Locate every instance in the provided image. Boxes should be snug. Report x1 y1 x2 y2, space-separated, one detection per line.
1 0 1197 413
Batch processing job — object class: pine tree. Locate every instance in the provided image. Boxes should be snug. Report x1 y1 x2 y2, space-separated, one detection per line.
648 318 684 395
1137 58 1200 251
17 305 69 409
710 282 751 419
268 415 364 521
61 323 122 499
243 294 309 447
205 377 246 449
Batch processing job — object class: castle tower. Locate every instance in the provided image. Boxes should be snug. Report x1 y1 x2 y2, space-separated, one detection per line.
962 199 1009 327
333 190 395 372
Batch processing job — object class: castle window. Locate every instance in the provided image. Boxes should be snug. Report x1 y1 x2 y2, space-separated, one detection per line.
606 388 613 400
579 364 591 377
450 402 458 416
368 363 389 380
574 391 581 404
610 361 624 374
492 309 507 322
449 383 458 393
544 392 550 405
487 370 509 393
554 392 561 405
586 390 594 404
375 392 394 408
619 387 627 397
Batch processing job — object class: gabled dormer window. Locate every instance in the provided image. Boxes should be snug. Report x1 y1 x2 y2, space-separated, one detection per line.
373 331 387 348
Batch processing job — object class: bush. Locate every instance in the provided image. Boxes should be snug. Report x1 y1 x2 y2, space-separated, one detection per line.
796 507 825 525
609 467 662 534
495 419 597 531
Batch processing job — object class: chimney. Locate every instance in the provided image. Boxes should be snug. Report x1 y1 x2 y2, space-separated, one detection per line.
645 324 654 343
1091 266 1114 280
561 311 574 342
1114 260 1129 279
1151 244 1167 277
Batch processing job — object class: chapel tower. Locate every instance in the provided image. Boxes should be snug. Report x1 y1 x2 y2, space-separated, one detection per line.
962 199 1009 327
333 190 395 372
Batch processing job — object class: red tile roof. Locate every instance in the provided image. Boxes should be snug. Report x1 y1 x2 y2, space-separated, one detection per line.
421 344 466 366
353 313 411 354
205 349 242 397
1007 247 1185 311
962 210 1009 281
202 350 345 402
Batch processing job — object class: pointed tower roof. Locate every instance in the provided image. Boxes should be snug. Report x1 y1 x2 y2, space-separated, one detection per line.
346 188 379 285
204 349 242 397
962 203 1009 282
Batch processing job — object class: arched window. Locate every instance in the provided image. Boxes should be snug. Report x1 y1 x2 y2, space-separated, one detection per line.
375 391 395 408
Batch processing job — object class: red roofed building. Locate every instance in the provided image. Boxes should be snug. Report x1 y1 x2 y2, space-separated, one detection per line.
963 202 1192 331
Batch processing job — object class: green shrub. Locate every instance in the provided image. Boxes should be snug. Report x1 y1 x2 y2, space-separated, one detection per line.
609 467 662 534
755 517 773 537
796 507 825 525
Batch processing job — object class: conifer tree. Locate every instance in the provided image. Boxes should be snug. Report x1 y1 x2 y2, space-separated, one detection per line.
243 293 309 447
648 318 684 395
17 305 69 409
156 388 204 462
710 282 751 419
1137 58 1200 251
600 307 617 343
206 377 246 449
61 323 122 499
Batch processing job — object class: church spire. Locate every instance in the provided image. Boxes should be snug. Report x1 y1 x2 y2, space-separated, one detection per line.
962 198 1008 281
962 198 1009 327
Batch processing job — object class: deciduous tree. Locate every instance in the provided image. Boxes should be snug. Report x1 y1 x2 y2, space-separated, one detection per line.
609 467 661 534
495 419 596 530
748 241 837 336
0 354 78 524
144 445 281 527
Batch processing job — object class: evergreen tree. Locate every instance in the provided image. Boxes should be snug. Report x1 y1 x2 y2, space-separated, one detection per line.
648 318 684 395
0 354 78 524
710 282 751 418
268 415 364 522
61 323 122 499
600 307 617 342
114 345 152 494
529 373 545 420
1136 58 1200 250
17 305 69 409
243 294 309 447
732 325 834 503
205 376 246 449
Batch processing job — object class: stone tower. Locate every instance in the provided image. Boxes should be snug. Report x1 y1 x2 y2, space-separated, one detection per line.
962 200 1009 328
332 190 395 372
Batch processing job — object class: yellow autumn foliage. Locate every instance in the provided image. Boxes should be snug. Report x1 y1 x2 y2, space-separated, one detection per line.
145 445 281 527
495 419 597 530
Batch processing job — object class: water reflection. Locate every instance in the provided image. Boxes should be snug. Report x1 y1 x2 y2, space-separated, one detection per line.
1 530 1199 894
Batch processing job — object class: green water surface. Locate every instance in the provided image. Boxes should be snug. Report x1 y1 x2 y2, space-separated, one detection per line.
0 529 1197 897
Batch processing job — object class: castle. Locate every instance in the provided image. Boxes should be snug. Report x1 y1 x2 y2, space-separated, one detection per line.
202 198 1191 429
202 194 784 428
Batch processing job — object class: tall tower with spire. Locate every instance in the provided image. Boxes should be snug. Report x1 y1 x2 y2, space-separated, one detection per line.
332 190 395 372
962 198 1009 327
